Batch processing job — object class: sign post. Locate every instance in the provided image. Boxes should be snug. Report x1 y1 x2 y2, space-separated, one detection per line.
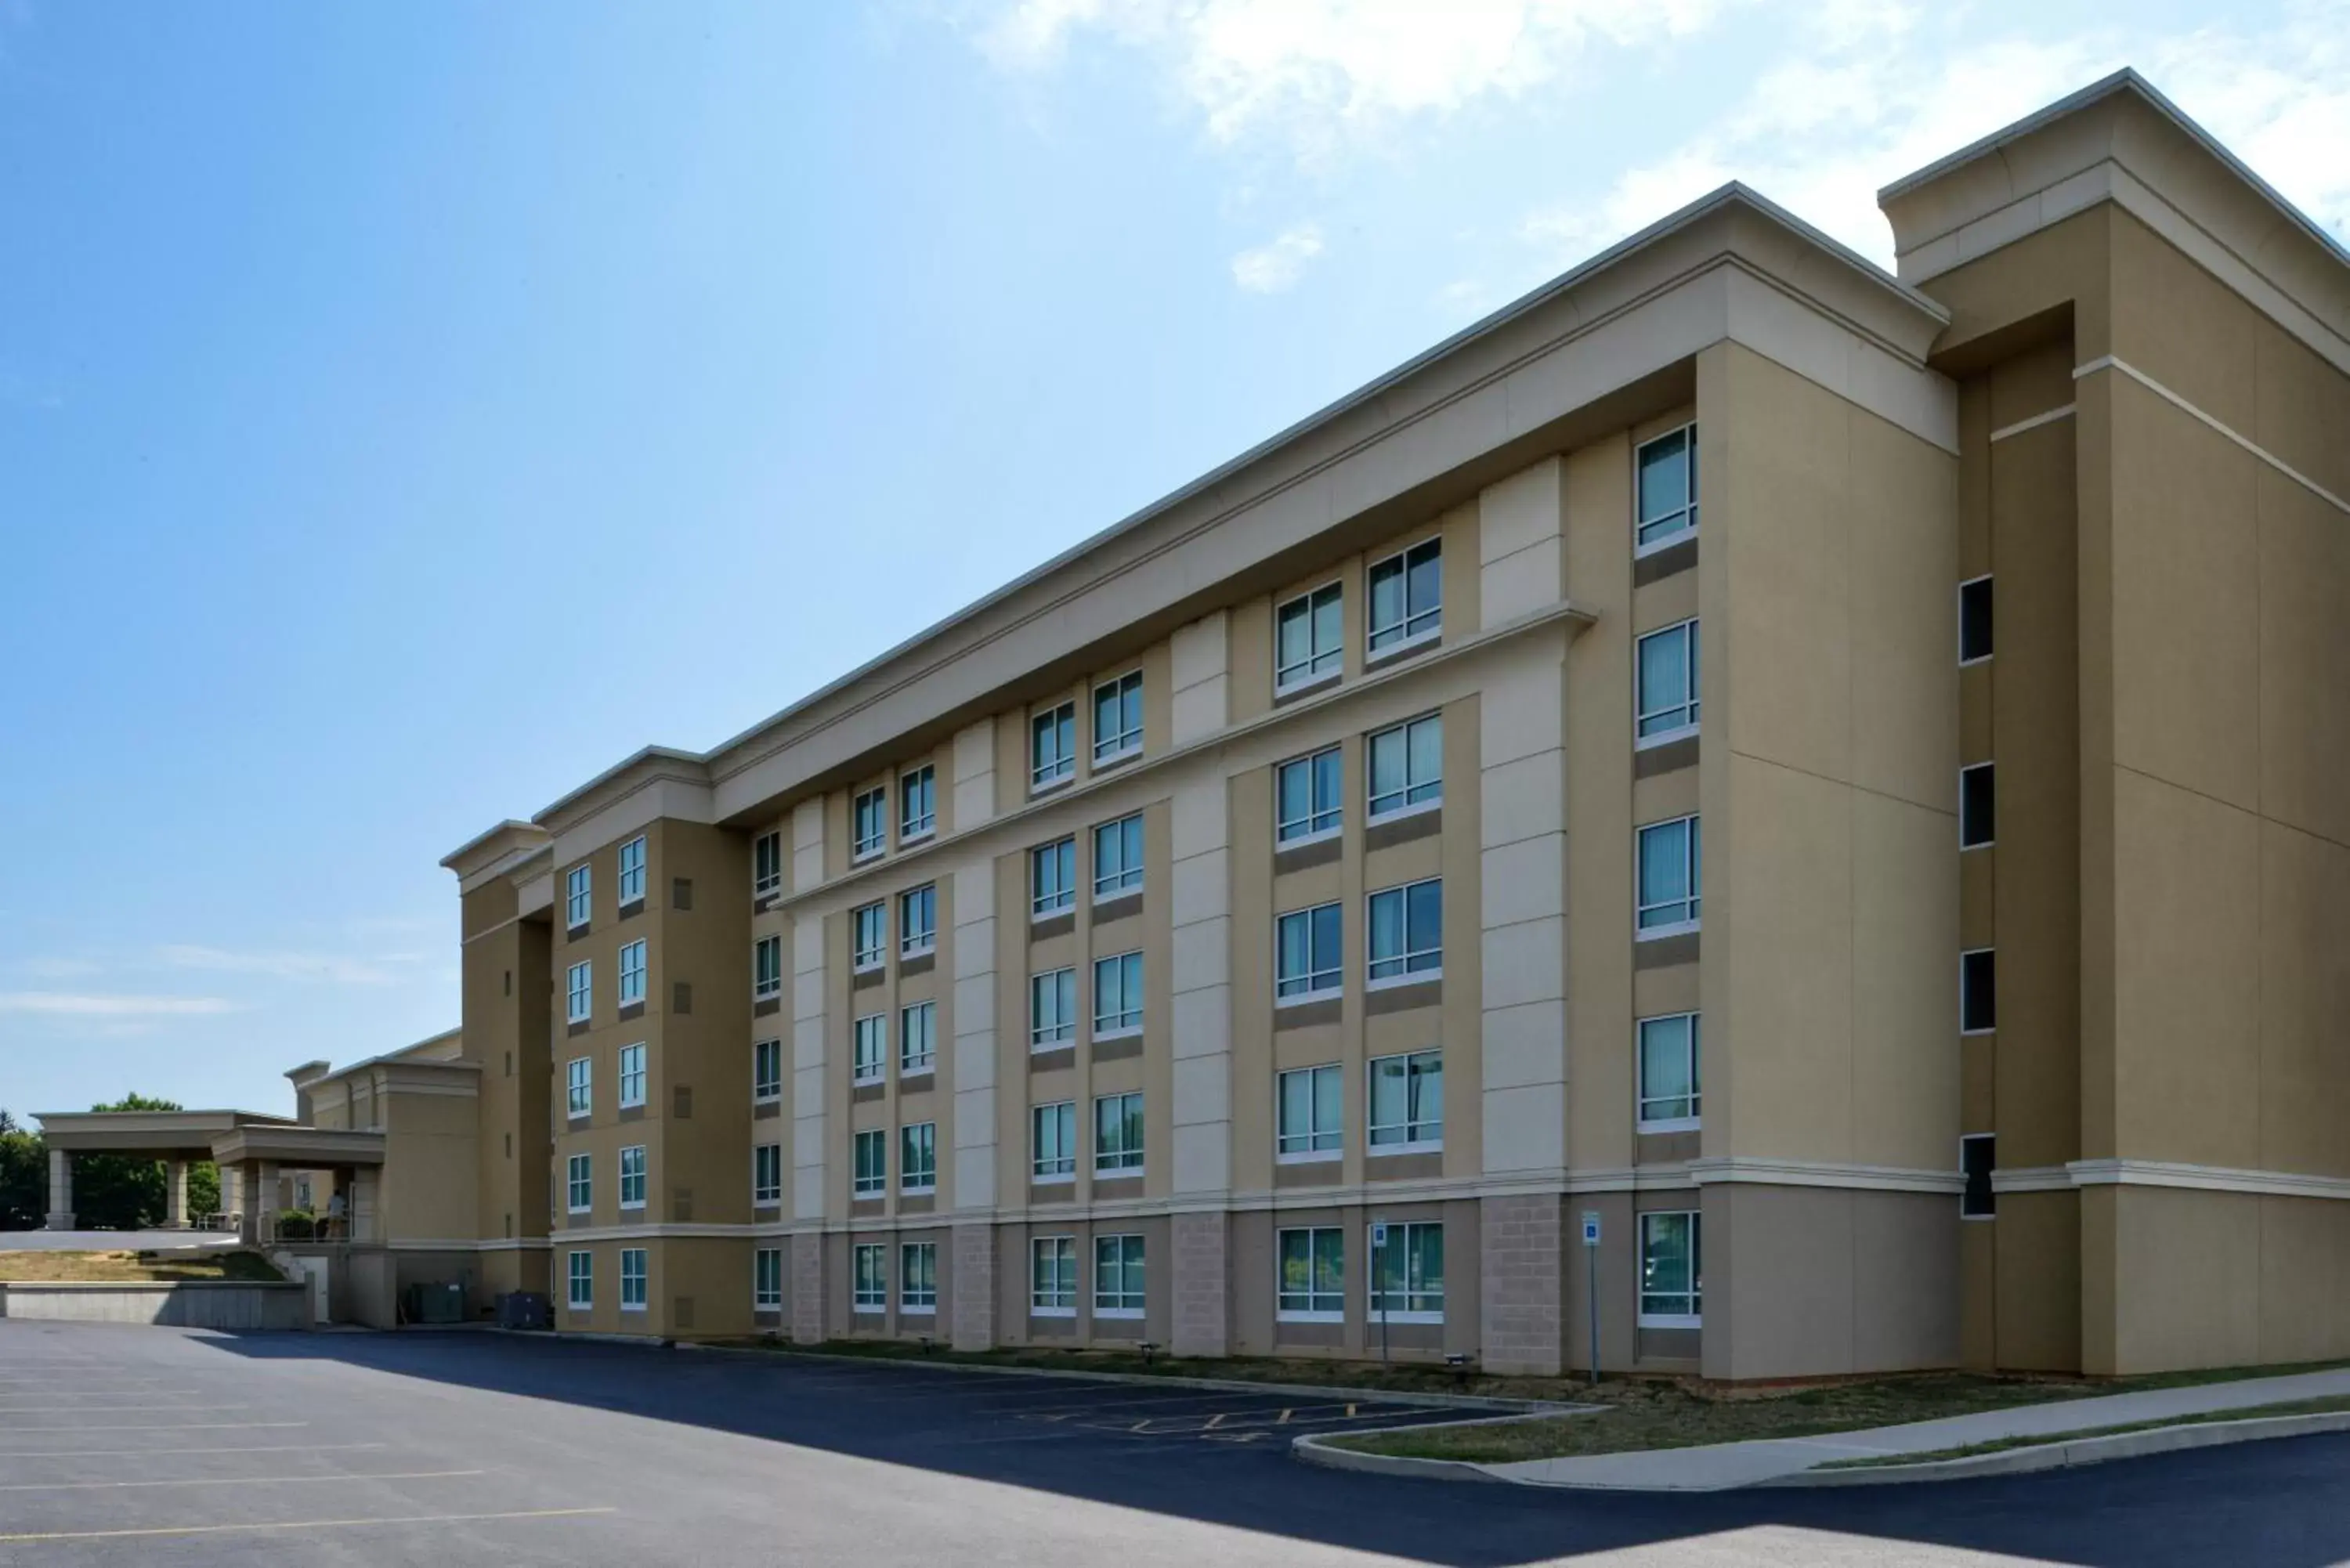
1579 1210 1602 1387
1372 1220 1390 1364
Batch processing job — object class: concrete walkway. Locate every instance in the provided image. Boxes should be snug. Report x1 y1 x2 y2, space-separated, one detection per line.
1488 1367 2350 1490
0 1229 241 1253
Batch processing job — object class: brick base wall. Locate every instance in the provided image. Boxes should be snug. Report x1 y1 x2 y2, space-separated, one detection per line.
1479 1193 1564 1375
790 1232 826 1345
1170 1210 1228 1357
952 1223 996 1351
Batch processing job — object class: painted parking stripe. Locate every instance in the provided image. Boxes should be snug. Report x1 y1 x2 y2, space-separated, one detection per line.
0 1403 231 1414
0 1443 389 1461
0 1507 617 1545
0 1469 486 1494
0 1421 307 1439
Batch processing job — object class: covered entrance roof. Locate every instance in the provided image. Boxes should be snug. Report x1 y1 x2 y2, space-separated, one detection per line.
34 1110 385 1167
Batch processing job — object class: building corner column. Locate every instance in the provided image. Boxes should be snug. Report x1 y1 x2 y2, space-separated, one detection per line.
951 1223 996 1351
164 1161 189 1229
790 1232 828 1346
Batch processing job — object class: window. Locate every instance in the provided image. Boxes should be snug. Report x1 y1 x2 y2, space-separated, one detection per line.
1094 671 1144 764
617 1042 646 1109
566 864 591 929
1031 701 1076 790
1367 879 1442 984
1278 1227 1344 1320
1032 1100 1077 1180
900 1122 937 1194
1961 1134 1997 1220
1093 814 1144 899
1636 425 1697 552
1030 1236 1076 1314
1636 1013 1701 1130
617 836 646 905
1370 1221 1444 1320
754 831 783 898
1276 746 1343 844
753 1038 783 1103
853 1013 887 1086
901 764 936 842
854 1129 887 1197
1961 948 1996 1034
1277 1064 1343 1160
754 1246 783 1310
851 902 887 970
901 1242 938 1312
1960 763 1995 849
1276 903 1343 1002
567 1250 592 1309
1094 1092 1144 1175
1276 582 1344 691
1368 1050 1442 1151
1031 837 1076 917
620 1247 648 1311
566 1153 591 1213
1636 619 1700 742
753 1142 782 1207
1093 951 1144 1037
1367 537 1442 653
853 786 888 860
566 1057 592 1119
1367 714 1441 819
1636 815 1701 936
1959 575 1994 664
754 936 783 1000
566 961 592 1024
1638 1211 1701 1326
854 1244 887 1312
900 884 936 957
619 1144 647 1209
617 939 647 1006
1094 1234 1145 1316
900 1000 935 1075
1029 968 1077 1048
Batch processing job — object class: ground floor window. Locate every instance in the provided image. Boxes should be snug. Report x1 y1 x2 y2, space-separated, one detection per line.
1278 1227 1345 1321
754 1247 783 1310
1094 1234 1144 1317
854 1243 888 1313
1368 1221 1443 1321
902 1242 938 1313
620 1247 648 1311
1639 1211 1702 1328
1031 1235 1076 1315
567 1249 592 1310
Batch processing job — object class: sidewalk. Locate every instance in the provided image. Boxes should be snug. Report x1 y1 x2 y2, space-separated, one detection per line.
1485 1367 2350 1490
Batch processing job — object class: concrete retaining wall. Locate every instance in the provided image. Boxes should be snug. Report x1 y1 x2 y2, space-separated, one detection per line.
0 1281 308 1330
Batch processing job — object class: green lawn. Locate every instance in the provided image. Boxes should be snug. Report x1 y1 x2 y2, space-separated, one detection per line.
0 1248 285 1284
1816 1393 2350 1469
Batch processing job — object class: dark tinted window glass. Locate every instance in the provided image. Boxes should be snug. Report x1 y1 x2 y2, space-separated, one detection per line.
1959 577 1994 663
1961 949 1996 1033
1960 764 1995 848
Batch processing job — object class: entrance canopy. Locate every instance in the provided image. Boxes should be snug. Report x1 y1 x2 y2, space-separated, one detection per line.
34 1110 385 1168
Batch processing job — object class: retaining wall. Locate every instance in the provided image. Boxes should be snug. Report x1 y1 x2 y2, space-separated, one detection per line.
0 1281 308 1330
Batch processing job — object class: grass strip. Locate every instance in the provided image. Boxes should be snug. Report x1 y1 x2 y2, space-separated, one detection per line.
0 1249 285 1284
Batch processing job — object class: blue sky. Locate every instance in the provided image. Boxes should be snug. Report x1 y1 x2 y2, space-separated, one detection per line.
2 0 2343 1121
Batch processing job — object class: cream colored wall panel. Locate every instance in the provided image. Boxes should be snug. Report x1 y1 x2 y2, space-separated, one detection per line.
1479 750 1564 851
1477 658 1565 769
1171 848 1230 930
1483 999 1568 1090
1170 986 1232 1060
1480 843 1564 933
2108 1186 2261 1373
951 720 996 832
953 1087 997 1210
1479 457 1565 565
791 797 825 893
1481 916 1566 1013
1170 916 1231 999
1172 1053 1231 1127
1173 1122 1231 1195
1483 1082 1567 1172
1481 538 1562 628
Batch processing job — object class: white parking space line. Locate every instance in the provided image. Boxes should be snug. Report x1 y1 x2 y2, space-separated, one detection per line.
0 1421 307 1438
0 1443 389 1461
0 1508 619 1545
0 1403 233 1414
0 1469 486 1494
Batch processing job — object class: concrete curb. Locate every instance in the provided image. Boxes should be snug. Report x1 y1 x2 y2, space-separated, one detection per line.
1765 1409 2350 1487
1293 1412 1598 1481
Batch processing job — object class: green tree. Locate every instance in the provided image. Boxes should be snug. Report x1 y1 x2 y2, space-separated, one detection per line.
0 1111 44 1230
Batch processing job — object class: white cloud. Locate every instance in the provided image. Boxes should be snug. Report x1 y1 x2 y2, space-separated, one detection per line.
0 992 241 1017
1231 222 1325 291
157 945 410 986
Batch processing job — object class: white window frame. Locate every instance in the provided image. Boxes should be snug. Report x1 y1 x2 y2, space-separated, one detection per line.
900 1241 938 1313
566 1057 592 1121
853 1013 887 1086
1365 536 1442 656
1367 1049 1442 1154
1636 1013 1701 1133
1030 1234 1076 1316
618 1143 647 1210
1368 1219 1444 1324
1365 714 1442 822
1029 967 1077 1050
1093 1233 1145 1318
754 1246 783 1310
1634 617 1700 747
1031 1100 1076 1183
753 831 783 898
1276 1063 1343 1163
1274 580 1345 695
853 1243 888 1313
619 1247 648 1312
1094 1091 1144 1176
1277 1226 1345 1322
753 1142 783 1207
753 1038 783 1104
616 939 647 1007
1637 1210 1702 1328
1961 947 1996 1035
616 836 646 905
616 1042 646 1110
852 786 889 862
899 883 937 958
1092 813 1144 901
851 902 888 972
900 764 937 844
566 961 592 1025
1958 573 1994 667
1636 815 1702 939
1960 762 1994 850
1093 670 1144 765
1366 877 1442 987
565 864 591 930
853 1129 887 1198
899 1121 937 1195
753 936 783 1000
1275 746 1344 846
899 999 935 1077
1275 902 1343 1005
1634 423 1697 556
567 1249 592 1310
1030 701 1076 793
566 1152 592 1214
1030 837 1076 919
1092 951 1144 1039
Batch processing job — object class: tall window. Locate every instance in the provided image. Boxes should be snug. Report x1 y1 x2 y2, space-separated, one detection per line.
1276 903 1343 1001
1094 1092 1144 1175
1093 814 1144 898
618 1144 647 1209
1636 1013 1700 1130
617 1042 646 1109
900 1122 936 1194
1961 948 1996 1034
754 936 783 999
900 764 936 842
851 902 888 970
854 1129 887 1197
1275 582 1344 691
1031 837 1076 917
566 864 591 929
1276 746 1343 844
1367 878 1442 982
754 831 783 898
1094 671 1144 763
566 961 592 1024
900 1000 935 1075
752 1143 782 1206
1277 1064 1343 1159
1093 951 1144 1036
617 836 646 905
567 1250 592 1309
853 1013 887 1085
1367 714 1442 818
1636 816 1701 936
1031 701 1076 789
1031 1235 1077 1313
617 939 647 1006
753 1038 783 1103
1278 1227 1344 1320
899 884 936 957
852 786 888 859
854 1244 887 1311
1030 967 1077 1047
902 1242 938 1312
1368 1050 1442 1151
1094 1234 1145 1316
620 1247 648 1311
754 1246 783 1310
1032 1100 1077 1180
566 1153 591 1212
1636 619 1700 742
566 1057 592 1119
1639 1212 1701 1326
1959 575 1994 664
1960 763 1995 849
1367 537 1442 652
1636 425 1697 551
1370 1221 1444 1319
